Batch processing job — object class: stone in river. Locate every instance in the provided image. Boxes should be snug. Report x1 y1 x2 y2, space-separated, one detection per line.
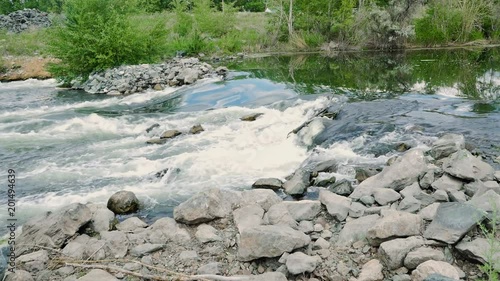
107 191 140 214
240 113 264 121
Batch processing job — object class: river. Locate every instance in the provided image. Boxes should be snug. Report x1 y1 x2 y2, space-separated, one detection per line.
0 48 499 238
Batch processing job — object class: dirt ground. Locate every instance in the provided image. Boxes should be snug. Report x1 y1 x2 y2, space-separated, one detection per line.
0 56 56 81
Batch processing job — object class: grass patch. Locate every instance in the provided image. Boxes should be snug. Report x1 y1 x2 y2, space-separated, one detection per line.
0 28 49 57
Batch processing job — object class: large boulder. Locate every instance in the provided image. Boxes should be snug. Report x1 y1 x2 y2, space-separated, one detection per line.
87 204 115 234
282 200 321 221
350 149 428 199
455 238 500 270
404 247 445 270
240 189 281 211
252 178 283 191
174 188 240 224
16 203 92 255
429 134 465 160
367 210 423 246
283 169 310 195
338 214 379 246
146 217 191 244
107 191 140 214
319 189 352 221
378 236 425 270
233 204 264 232
442 150 494 181
238 225 310 261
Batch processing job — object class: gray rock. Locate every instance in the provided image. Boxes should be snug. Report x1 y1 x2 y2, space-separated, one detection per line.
282 200 321 221
423 202 486 244
349 202 367 218
319 189 352 221
160 129 182 139
313 237 330 250
147 217 191 244
431 175 463 192
123 263 141 271
398 196 421 213
283 169 310 195
145 123 160 133
404 247 445 269
360 195 375 206
252 178 283 191
392 274 412 281
233 204 264 232
448 190 466 203
411 260 460 281
329 179 354 196
77 269 118 281
298 220 314 233
197 262 221 275
401 182 422 198
378 236 425 269
16 203 92 255
130 243 164 257
464 181 484 197
357 259 384 281
248 272 287 281
285 252 321 275
195 224 222 243
264 203 298 228
61 235 90 259
419 171 436 189
101 231 128 258
146 138 168 145
174 188 240 224
355 166 380 183
17 250 49 272
472 180 500 197
87 204 114 234
237 225 310 261
419 203 441 221
365 205 390 215
469 189 500 214
240 113 264 121
4 270 34 281
107 191 140 214
373 188 401 205
442 150 494 181
116 217 147 232
338 214 379 246
83 238 106 260
189 124 204 134
433 190 449 202
179 250 199 260
429 134 465 160
367 210 423 246
455 238 500 269
350 149 428 199
240 189 281 211
423 274 459 281
312 160 338 175
314 174 337 187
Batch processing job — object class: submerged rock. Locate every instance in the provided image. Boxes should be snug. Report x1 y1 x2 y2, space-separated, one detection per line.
107 191 140 214
160 129 182 139
240 113 264 121
189 124 204 134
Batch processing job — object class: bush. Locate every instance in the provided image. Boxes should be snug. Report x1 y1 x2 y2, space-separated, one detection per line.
47 0 167 84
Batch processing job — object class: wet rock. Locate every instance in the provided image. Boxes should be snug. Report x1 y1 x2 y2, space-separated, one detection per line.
107 191 140 215
314 174 336 186
423 202 486 244
240 113 263 121
431 175 463 192
197 262 221 275
4 270 34 281
356 259 384 281
378 236 424 269
285 252 321 275
17 250 49 272
283 169 310 195
455 238 500 269
189 124 204 134
252 178 283 191
233 204 264 231
77 269 118 281
264 203 298 228
312 160 339 175
442 150 494 181
338 214 379 246
329 179 354 196
16 203 92 255
130 243 164 257
319 189 352 221
430 134 465 160
240 189 281 211
367 210 423 246
146 138 167 145
398 196 421 213
238 225 310 261
101 231 128 258
174 188 240 224
355 167 380 183
116 217 148 232
419 203 440 221
411 260 460 281
404 247 445 269
282 200 321 221
373 188 401 205
350 149 428 199
87 203 115 234
160 129 182 139
396 143 411 152
145 123 160 133
195 224 222 243
147 217 191 244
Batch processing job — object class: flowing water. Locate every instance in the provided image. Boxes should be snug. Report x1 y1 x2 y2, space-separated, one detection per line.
0 48 499 239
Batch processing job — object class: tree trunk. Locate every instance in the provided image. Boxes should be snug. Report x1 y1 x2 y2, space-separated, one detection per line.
288 0 294 36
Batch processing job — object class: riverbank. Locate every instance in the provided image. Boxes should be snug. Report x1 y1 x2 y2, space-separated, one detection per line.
4 133 500 281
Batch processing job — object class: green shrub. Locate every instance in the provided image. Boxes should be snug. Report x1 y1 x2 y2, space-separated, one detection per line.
47 0 167 84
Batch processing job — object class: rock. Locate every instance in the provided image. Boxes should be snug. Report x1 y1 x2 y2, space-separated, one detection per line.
160 129 182 139
147 217 191 244
312 160 339 175
83 238 106 260
264 203 298 228
355 166 380 183
87 204 115 234
285 252 321 275
414 191 437 207
174 188 240 224
367 210 423 246
401 182 422 198
419 203 440 221
442 150 494 181
423 202 485 244
16 203 92 255
411 261 460 281
197 262 221 275
282 200 321 221
179 250 199 260
423 274 459 281
419 171 436 189
189 124 204 134
433 190 449 202
195 224 222 243
338 214 379 246
252 178 283 191
313 237 330 250
319 189 352 221
314 174 337 187
373 188 401 205
17 250 49 272
430 134 465 160
107 191 140 214
0 9 51 33
431 175 463 192
77 269 118 281
392 274 412 281
350 149 428 199
448 190 466 202
378 236 425 269
455 238 500 269
398 196 421 213
238 225 310 261
145 123 160 133
233 204 264 232
356 259 384 281
116 217 147 232
329 179 354 196
360 195 375 206
365 206 390 215
474 180 500 197
283 169 310 195
101 231 128 258
61 235 90 259
298 220 314 233
248 272 287 281
349 202 367 218
404 247 445 269
240 189 281 211
469 189 500 213
130 243 164 257
240 113 264 121
146 138 167 145
215 66 229 75
4 270 34 281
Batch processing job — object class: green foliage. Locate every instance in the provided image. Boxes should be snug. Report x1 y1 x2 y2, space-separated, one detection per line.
0 0 66 14
47 0 167 83
478 206 500 281
0 28 49 56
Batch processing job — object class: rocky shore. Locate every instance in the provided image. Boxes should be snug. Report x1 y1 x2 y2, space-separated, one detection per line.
0 9 51 33
4 133 500 281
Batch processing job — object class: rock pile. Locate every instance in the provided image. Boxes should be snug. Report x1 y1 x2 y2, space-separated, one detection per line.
5 134 500 281
80 57 228 95
0 9 51 33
